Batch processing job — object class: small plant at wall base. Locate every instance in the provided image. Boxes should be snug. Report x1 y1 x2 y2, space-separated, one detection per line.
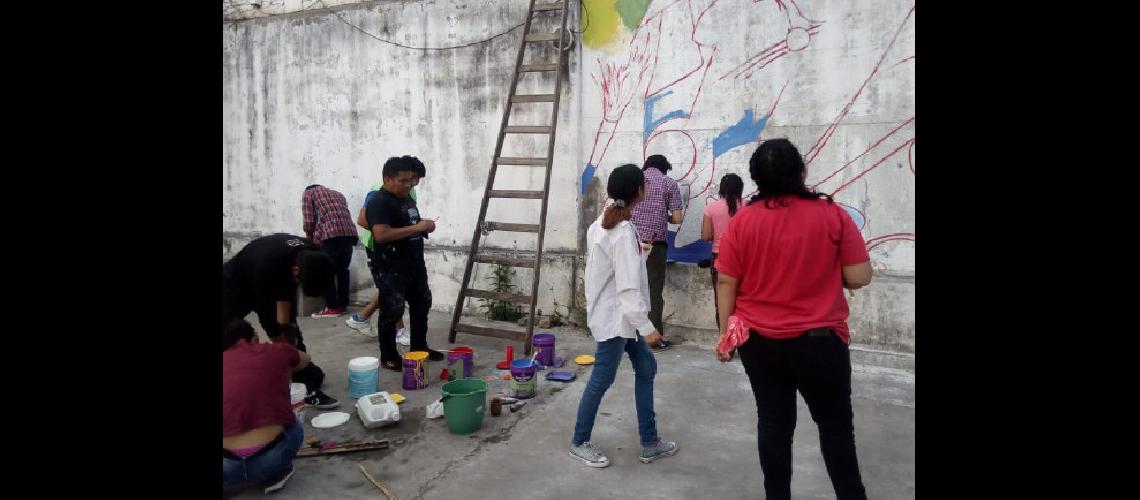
479 263 525 322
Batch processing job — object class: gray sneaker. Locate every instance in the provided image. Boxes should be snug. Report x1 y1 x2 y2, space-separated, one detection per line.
569 442 611 468
638 440 678 463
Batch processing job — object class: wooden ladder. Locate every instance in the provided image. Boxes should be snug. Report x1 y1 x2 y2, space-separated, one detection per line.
448 0 570 355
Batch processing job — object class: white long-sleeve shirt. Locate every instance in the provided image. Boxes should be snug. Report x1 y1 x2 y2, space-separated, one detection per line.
585 218 656 341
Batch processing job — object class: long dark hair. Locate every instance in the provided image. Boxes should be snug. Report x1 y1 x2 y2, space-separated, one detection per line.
602 164 645 230
748 138 832 208
719 173 744 216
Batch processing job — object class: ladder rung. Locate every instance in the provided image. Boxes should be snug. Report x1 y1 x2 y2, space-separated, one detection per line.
532 3 563 12
519 64 558 72
473 253 538 268
463 289 532 304
504 126 552 134
511 94 556 103
453 323 529 342
489 190 545 199
524 32 562 43
495 157 548 166
484 222 541 233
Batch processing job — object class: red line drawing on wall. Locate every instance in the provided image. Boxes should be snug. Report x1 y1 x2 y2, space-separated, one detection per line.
803 4 915 167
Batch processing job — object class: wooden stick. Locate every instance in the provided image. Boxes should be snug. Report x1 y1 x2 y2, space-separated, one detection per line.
358 464 397 500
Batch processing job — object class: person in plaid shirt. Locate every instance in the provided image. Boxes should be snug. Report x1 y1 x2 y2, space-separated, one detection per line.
628 155 684 352
302 185 359 317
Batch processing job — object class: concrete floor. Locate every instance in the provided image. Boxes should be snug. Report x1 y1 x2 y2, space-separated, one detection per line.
228 310 915 499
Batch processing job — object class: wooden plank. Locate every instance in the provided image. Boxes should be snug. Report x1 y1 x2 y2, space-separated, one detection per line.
464 288 532 304
453 323 528 341
504 126 552 134
483 222 541 233
296 440 390 457
495 157 547 166
473 253 537 268
519 64 558 72
510 94 556 103
488 190 545 199
524 32 562 42
532 3 563 12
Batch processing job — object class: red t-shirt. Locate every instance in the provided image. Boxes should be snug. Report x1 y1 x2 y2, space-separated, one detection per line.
223 340 301 437
715 197 869 343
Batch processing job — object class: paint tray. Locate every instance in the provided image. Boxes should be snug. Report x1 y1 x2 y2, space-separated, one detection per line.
545 371 576 382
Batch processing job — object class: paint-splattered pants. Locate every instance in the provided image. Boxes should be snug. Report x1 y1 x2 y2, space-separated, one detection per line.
373 269 432 364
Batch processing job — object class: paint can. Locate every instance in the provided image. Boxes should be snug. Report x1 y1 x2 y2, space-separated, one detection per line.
509 359 537 399
347 356 380 398
403 351 429 390
447 346 474 379
531 333 556 367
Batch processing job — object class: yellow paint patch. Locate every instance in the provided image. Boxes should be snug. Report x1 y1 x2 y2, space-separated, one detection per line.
582 0 623 49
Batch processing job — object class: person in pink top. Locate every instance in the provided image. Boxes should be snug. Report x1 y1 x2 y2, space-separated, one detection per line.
701 173 744 329
714 139 873 500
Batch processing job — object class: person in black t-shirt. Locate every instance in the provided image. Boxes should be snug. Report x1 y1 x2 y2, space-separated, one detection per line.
222 233 340 408
365 155 444 370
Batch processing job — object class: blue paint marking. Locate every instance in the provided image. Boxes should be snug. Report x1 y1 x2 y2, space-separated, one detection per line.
643 91 688 144
665 230 713 263
580 163 596 196
712 109 769 158
839 203 865 230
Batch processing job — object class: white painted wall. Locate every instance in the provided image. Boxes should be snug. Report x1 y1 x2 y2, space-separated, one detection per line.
223 0 915 351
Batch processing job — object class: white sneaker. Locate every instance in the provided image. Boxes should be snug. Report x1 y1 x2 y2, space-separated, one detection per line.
395 328 411 346
345 314 377 337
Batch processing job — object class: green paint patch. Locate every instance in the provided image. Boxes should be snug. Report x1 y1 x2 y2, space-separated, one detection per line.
615 0 653 31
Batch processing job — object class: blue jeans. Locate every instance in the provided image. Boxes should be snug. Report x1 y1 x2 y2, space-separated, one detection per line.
222 422 303 490
571 336 659 447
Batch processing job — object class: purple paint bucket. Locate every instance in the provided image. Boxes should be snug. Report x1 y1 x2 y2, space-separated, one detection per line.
532 333 556 367
509 359 537 399
447 346 474 379
402 351 429 390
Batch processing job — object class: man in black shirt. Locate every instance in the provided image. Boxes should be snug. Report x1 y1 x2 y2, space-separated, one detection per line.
222 233 340 408
366 156 444 370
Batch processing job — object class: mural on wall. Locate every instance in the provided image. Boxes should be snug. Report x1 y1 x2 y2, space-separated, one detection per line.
579 0 915 265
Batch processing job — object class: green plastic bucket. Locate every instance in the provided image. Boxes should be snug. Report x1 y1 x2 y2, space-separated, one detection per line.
440 378 488 434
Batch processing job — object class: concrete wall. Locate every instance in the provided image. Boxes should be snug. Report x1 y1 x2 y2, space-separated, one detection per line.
223 0 915 351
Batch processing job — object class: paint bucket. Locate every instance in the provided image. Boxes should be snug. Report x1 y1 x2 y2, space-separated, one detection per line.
348 357 380 399
440 379 488 435
509 359 537 399
447 346 474 380
531 333 556 367
289 383 307 423
403 351 429 390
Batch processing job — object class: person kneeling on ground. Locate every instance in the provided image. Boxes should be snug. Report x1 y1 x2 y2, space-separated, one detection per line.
569 164 678 468
223 319 310 494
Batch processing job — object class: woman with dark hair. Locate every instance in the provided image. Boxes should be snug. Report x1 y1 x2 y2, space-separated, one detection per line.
223 319 311 494
568 163 678 469
701 173 745 328
714 139 872 500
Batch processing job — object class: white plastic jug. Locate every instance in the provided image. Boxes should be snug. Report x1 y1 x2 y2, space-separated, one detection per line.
356 391 401 428
289 383 307 422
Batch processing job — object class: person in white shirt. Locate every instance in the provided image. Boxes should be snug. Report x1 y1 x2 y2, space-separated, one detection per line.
568 164 679 469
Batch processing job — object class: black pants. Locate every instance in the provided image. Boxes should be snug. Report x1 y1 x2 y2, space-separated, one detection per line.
373 268 432 363
321 236 356 309
645 241 668 334
736 329 867 500
222 273 326 392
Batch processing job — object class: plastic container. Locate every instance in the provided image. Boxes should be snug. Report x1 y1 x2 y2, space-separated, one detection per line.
348 357 380 398
356 391 401 428
447 346 474 380
403 351 429 390
509 359 537 399
441 379 488 434
532 333 556 367
289 383 307 423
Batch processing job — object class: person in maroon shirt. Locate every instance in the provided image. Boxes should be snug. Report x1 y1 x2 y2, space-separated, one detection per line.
223 319 311 494
714 139 873 500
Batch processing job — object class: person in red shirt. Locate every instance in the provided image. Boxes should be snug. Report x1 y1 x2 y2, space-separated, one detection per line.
223 319 311 494
714 139 873 500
